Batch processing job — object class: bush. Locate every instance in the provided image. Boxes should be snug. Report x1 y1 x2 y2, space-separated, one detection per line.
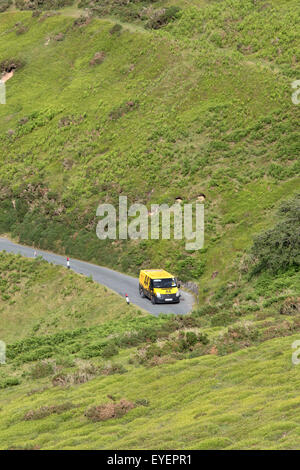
135 398 149 407
109 23 122 35
101 343 119 358
186 331 198 347
30 360 54 379
53 363 100 386
211 313 233 327
24 402 75 420
250 194 300 275
145 6 181 30
89 51 106 66
193 305 219 317
0 58 25 74
109 101 138 120
100 362 127 375
280 297 300 316
0 0 12 12
198 333 209 345
15 0 74 10
0 377 20 389
84 399 135 422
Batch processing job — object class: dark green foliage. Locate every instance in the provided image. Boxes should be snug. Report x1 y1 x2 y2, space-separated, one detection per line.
30 361 54 379
15 0 74 10
109 101 139 121
250 194 300 275
211 313 233 327
0 377 21 389
193 305 219 317
77 0 179 29
101 343 119 358
24 402 75 420
109 23 122 35
145 6 181 30
135 398 149 407
100 363 127 375
0 58 25 74
198 332 209 345
185 331 198 347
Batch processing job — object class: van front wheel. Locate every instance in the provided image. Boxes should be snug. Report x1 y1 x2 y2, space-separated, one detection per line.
151 295 156 305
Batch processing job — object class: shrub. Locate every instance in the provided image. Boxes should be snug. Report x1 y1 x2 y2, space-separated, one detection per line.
100 363 127 375
52 363 100 386
193 305 219 317
250 194 300 275
109 101 138 120
0 0 12 12
24 402 75 420
30 360 54 379
89 51 106 66
0 377 20 389
145 6 181 30
0 58 25 74
178 339 189 352
280 297 300 316
211 313 233 327
101 343 119 358
109 23 122 35
15 0 74 10
73 14 91 27
198 333 209 345
185 331 198 347
84 399 135 422
135 398 149 407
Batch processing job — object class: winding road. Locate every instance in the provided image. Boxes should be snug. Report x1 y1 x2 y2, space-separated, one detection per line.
0 237 194 316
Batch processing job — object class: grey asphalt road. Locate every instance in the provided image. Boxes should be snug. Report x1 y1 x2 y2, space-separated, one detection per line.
0 237 194 316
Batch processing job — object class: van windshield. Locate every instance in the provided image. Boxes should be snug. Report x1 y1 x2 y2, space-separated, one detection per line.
153 278 177 289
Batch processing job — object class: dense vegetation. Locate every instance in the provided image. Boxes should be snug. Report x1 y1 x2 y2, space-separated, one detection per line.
0 0 12 13
0 250 299 449
249 194 300 275
0 1 299 289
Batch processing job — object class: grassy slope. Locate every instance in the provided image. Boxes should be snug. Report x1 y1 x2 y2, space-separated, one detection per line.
1 332 300 450
0 0 299 289
0 251 299 449
0 251 147 343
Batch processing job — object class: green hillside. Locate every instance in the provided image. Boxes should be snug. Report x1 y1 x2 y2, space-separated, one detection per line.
0 247 299 449
0 0 299 450
1 332 300 450
0 251 148 343
0 0 299 289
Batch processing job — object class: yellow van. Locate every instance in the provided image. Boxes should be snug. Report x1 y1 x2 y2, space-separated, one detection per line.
139 269 181 304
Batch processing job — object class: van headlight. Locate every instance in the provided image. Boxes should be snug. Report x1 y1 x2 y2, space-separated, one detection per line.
156 292 161 298
176 292 180 297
